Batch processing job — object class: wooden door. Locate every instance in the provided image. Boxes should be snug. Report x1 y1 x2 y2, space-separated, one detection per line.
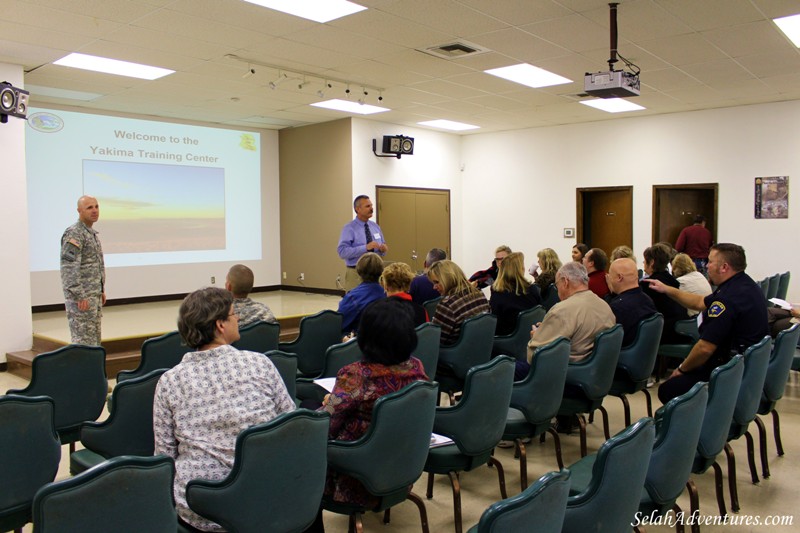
577 187 633 255
653 185 717 245
377 187 450 272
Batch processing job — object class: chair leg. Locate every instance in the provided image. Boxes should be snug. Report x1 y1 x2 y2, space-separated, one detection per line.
69 441 75 454
407 492 431 533
686 478 702 533
383 508 390 524
598 406 611 440
588 410 594 424
711 461 728 517
672 503 685 533
754 415 770 479
516 438 528 491
643 388 653 418
577 414 588 457
426 471 435 499
487 456 507 499
771 409 784 456
743 430 759 484
546 427 564 469
723 443 740 513
447 471 463 533
620 393 632 427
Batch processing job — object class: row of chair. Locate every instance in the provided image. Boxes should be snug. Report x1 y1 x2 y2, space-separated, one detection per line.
757 271 790 302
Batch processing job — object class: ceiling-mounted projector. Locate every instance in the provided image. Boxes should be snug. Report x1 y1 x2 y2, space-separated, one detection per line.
584 70 640 98
584 3 641 99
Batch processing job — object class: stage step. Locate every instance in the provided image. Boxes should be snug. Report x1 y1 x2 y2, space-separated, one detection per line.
5 319 303 382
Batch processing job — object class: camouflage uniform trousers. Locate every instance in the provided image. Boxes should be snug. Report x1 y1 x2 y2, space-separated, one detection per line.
65 295 103 346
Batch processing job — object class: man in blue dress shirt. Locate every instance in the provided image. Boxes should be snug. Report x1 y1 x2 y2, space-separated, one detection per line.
337 195 388 292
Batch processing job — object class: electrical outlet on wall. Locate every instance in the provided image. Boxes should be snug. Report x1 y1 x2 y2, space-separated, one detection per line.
282 272 287 280
211 276 215 284
298 272 305 281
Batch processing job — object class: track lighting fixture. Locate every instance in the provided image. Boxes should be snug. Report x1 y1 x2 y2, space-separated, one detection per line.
298 77 310 89
242 65 255 79
268 72 287 90
345 84 351 98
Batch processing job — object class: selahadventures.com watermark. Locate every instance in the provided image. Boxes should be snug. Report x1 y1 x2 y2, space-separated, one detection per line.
632 511 794 527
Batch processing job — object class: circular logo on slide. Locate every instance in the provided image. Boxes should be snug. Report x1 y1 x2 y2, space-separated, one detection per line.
27 112 64 133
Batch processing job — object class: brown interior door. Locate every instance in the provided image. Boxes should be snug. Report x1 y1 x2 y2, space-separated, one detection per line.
377 187 450 272
653 185 718 245
577 187 633 255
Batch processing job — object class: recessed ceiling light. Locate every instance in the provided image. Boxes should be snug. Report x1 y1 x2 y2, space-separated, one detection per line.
242 0 366 23
310 99 389 115
579 98 645 113
484 63 572 88
418 119 480 131
53 53 174 80
774 13 800 47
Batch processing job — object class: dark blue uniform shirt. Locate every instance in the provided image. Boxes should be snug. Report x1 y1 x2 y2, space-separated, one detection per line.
700 271 768 368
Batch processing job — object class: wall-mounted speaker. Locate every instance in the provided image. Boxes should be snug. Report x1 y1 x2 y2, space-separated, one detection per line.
0 82 30 123
382 135 414 155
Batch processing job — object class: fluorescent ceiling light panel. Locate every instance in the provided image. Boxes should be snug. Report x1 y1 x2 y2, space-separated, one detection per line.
310 99 389 115
484 63 572 88
774 13 800 47
579 98 645 113
418 119 479 131
53 53 174 80
242 0 366 23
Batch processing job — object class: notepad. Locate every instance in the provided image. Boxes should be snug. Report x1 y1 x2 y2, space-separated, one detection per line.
313 377 337 392
430 433 454 448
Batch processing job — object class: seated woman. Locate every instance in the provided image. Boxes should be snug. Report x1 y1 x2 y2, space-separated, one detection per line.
533 248 562 295
153 287 295 532
427 259 491 345
490 252 542 336
380 261 428 326
317 298 428 521
571 243 589 263
671 253 712 316
338 252 385 336
640 244 688 343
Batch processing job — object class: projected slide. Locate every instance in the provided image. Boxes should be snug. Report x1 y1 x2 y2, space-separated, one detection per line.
84 160 226 253
26 108 262 271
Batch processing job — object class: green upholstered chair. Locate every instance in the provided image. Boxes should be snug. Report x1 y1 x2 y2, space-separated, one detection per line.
265 350 299 401
755 324 800 476
501 337 570 490
278 310 343 377
723 336 771 513
492 305 546 362
557 325 623 457
183 410 329 533
117 330 188 383
316 338 363 379
541 283 560 311
776 271 790 301
33 455 176 533
687 354 744 519
323 381 438 533
0 395 61 533
562 418 655 533
414 322 441 378
766 273 780 300
640 383 708 532
7 344 107 453
466 470 571 533
655 317 699 379
70 369 166 475
424 356 515 533
605 313 664 430
232 319 280 353
758 277 770 300
422 296 443 320
436 314 497 405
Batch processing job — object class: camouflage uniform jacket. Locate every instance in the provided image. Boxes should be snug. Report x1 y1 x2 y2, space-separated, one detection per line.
233 297 277 328
60 221 105 302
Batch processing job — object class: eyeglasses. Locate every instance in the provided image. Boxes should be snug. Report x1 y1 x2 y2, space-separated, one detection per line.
495 256 506 262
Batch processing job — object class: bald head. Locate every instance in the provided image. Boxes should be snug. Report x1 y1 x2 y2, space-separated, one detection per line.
607 258 639 294
77 195 100 227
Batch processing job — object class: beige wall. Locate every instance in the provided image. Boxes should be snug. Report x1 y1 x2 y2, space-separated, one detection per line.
279 118 353 290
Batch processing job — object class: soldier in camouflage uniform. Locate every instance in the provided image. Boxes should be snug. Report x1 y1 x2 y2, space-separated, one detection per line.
225 264 277 328
60 195 106 346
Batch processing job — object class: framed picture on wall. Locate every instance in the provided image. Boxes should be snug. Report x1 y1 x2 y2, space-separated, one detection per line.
754 176 789 219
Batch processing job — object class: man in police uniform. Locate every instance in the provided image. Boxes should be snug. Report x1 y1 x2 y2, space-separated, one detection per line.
644 243 767 403
337 195 387 292
60 195 106 346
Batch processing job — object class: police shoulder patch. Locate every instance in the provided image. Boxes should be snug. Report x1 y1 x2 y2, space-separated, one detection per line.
707 301 726 318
